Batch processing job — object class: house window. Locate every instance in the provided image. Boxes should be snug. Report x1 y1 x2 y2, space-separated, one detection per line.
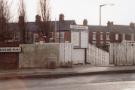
92 41 96 45
60 32 64 38
13 32 20 41
100 32 103 40
115 34 119 40
33 33 39 43
106 32 110 40
55 32 65 42
92 32 96 40
125 34 131 40
60 32 64 42
106 41 110 45
100 41 104 45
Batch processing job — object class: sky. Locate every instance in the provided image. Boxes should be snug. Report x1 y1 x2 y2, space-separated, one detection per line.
9 0 135 25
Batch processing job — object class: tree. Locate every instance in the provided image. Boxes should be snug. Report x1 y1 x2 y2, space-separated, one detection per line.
18 0 27 44
39 0 52 42
0 0 11 42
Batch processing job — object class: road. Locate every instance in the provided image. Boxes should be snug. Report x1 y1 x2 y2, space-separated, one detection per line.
1 73 135 90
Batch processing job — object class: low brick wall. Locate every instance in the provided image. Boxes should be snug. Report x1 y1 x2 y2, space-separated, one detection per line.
0 42 19 69
19 43 59 68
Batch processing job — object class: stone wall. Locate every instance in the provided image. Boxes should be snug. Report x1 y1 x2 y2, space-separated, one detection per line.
19 43 59 68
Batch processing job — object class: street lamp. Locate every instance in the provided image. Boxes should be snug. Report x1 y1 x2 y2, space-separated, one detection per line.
99 3 114 25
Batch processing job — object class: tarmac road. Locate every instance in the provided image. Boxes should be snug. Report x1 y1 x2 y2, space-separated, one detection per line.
1 73 135 90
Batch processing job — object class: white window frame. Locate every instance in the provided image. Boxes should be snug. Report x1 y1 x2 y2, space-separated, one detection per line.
106 41 110 45
92 32 96 40
92 41 96 45
115 34 119 40
100 41 104 45
106 32 110 40
100 32 103 40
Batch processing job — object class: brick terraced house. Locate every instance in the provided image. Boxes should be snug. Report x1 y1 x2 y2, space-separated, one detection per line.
88 21 135 51
3 14 135 51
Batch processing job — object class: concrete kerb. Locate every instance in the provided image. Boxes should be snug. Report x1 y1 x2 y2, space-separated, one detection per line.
0 68 135 80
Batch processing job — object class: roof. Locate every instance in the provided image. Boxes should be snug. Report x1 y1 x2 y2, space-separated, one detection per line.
51 20 76 31
8 21 135 34
88 25 135 34
88 25 108 32
8 20 76 33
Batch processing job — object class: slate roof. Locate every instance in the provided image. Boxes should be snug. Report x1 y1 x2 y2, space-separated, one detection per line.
88 25 108 32
88 25 135 34
8 20 76 33
8 21 135 35
51 20 76 31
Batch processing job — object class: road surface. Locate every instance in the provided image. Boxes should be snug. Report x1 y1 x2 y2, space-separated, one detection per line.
1 73 135 90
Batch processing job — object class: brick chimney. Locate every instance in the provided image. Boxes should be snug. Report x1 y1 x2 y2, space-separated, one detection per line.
59 14 64 21
18 16 25 24
35 15 41 23
107 21 113 27
83 19 88 26
130 22 135 29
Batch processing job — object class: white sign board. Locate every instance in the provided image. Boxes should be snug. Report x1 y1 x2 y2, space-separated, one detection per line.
81 31 88 48
71 31 80 47
0 47 21 52
71 25 88 48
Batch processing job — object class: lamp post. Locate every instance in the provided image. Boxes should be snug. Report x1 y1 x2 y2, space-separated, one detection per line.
99 4 114 25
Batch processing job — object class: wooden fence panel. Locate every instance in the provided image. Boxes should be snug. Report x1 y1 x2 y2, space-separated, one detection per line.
59 43 65 65
110 43 135 66
59 43 72 65
72 49 85 64
65 43 72 63
59 43 85 65
87 44 109 66
133 45 135 64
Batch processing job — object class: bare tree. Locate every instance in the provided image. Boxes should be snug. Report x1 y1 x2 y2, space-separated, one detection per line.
18 0 27 44
39 0 52 42
0 0 11 42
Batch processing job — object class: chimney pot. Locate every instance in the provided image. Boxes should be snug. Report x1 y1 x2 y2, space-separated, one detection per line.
107 21 113 27
19 16 24 23
83 19 88 26
130 22 135 29
59 14 64 21
35 15 41 23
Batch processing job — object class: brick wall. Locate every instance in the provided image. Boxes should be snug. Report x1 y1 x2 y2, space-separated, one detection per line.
0 43 19 69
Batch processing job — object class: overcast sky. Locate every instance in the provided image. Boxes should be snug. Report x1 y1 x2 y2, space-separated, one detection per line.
10 0 135 25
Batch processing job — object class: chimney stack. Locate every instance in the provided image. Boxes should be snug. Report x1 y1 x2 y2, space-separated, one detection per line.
130 22 135 29
35 15 41 23
59 14 64 21
83 19 88 26
19 16 24 24
107 21 113 27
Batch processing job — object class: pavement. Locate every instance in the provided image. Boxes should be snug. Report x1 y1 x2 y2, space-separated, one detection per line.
1 65 135 80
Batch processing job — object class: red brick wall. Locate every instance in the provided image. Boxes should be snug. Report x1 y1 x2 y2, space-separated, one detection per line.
0 43 19 69
89 31 123 46
64 31 71 42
